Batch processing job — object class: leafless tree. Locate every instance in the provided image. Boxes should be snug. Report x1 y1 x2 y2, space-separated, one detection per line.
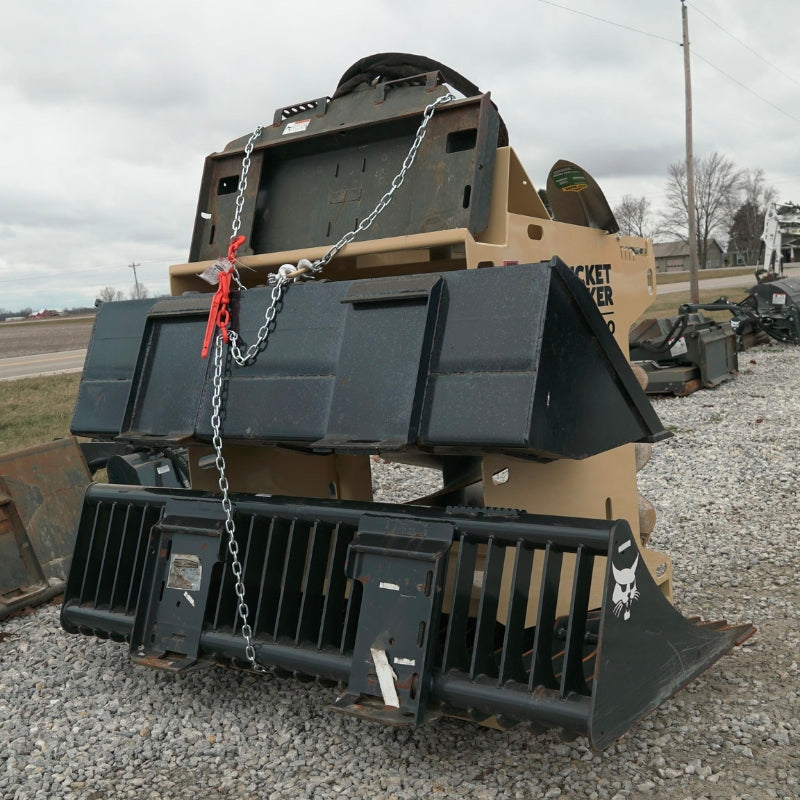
129 283 150 300
613 195 654 238
97 286 125 303
660 151 743 269
726 169 777 267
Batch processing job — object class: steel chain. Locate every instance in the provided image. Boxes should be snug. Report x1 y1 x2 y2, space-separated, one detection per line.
211 91 455 672
211 333 265 671
228 271 290 367
229 125 264 291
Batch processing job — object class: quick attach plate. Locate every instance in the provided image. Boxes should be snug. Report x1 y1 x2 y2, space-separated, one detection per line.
129 498 226 671
332 514 453 725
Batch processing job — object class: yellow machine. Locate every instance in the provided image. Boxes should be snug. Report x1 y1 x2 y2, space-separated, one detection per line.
62 54 753 748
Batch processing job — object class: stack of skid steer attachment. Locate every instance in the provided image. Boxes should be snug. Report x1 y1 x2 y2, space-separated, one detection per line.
729 276 800 345
629 313 738 396
676 276 800 351
61 53 754 749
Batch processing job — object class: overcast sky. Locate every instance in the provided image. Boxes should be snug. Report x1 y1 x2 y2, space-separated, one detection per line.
1 0 798 311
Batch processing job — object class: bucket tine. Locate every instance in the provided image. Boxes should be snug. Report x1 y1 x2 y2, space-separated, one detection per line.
441 534 479 674
498 543 535 685
560 545 593 697
469 538 505 679
529 545 562 691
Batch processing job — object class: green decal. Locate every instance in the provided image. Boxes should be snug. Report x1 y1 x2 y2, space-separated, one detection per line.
552 167 588 193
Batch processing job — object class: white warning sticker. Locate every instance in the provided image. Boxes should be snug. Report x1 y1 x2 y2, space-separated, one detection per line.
283 118 311 135
166 554 201 592
669 337 688 357
370 648 400 708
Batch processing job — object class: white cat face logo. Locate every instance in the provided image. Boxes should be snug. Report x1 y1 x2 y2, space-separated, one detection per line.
612 554 640 621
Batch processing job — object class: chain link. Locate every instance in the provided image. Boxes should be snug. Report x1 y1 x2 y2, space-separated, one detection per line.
229 271 291 367
209 91 455 672
229 125 264 291
211 333 265 672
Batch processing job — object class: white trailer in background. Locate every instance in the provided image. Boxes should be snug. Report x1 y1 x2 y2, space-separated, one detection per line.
760 201 800 278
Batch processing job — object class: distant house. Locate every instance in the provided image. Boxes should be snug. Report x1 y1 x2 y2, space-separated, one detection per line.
28 308 61 319
726 242 752 267
652 239 726 272
729 230 800 269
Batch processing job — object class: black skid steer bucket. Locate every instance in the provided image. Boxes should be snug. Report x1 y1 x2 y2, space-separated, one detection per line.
61 486 753 749
70 259 669 458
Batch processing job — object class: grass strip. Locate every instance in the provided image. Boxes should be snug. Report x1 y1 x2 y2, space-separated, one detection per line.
0 374 81 454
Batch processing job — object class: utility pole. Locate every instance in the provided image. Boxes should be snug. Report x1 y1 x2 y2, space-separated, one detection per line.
129 261 141 299
681 0 700 303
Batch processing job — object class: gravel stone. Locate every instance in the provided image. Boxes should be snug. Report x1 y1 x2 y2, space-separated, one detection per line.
2 343 800 799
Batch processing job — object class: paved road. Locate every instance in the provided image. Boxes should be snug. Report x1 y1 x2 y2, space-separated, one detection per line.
0 349 87 381
658 265 800 294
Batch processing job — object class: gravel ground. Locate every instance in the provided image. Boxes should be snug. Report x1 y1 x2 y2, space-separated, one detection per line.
2 343 799 800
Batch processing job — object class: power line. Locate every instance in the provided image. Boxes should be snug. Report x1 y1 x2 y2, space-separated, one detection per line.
533 0 798 124
535 0 679 45
692 50 800 123
689 1 800 88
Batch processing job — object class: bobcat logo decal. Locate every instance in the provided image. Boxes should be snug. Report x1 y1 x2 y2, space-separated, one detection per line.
612 554 640 621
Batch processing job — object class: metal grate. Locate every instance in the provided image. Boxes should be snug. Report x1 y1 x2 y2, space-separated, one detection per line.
207 513 361 656
63 489 601 697
71 499 161 618
439 536 597 698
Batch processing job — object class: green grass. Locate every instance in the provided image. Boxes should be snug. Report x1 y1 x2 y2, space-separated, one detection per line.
0 374 81 454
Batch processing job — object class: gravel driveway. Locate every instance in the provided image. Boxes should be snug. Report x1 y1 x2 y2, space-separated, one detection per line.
2 343 798 800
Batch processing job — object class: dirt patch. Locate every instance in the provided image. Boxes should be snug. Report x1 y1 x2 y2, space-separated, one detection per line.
0 318 94 359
